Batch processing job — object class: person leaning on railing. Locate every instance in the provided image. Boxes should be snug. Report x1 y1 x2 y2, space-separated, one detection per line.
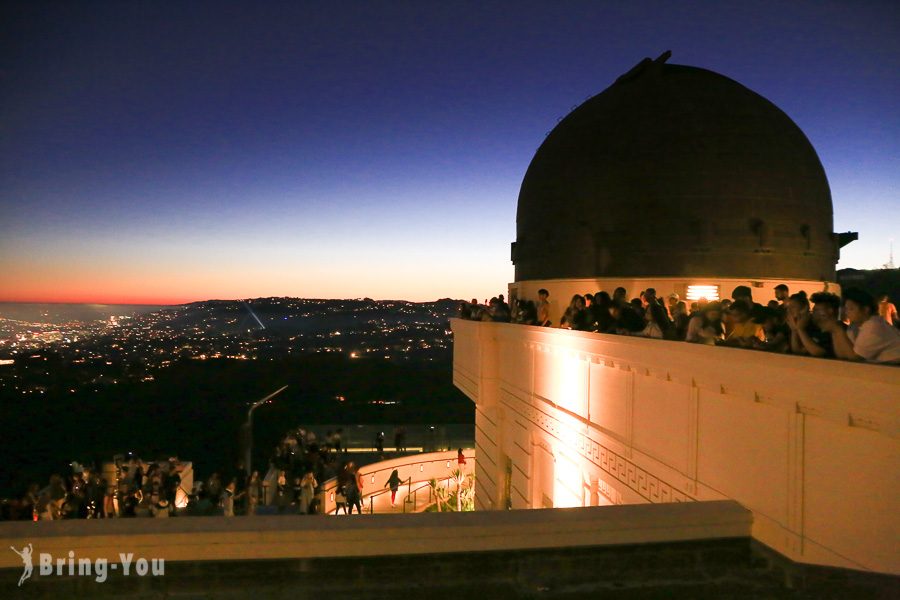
487 284 898 365
786 291 843 358
825 288 900 364
685 301 725 345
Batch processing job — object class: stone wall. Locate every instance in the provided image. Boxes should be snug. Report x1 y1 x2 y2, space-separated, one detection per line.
452 318 900 574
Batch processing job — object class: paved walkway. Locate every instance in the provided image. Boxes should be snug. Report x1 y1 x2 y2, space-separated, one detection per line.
333 478 446 515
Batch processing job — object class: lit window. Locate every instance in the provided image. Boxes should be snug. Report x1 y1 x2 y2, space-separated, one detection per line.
686 284 720 301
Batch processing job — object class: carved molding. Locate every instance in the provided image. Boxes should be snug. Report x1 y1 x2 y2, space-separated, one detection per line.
500 393 695 505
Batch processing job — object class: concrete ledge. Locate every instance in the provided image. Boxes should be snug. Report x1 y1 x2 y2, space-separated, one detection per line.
0 500 750 567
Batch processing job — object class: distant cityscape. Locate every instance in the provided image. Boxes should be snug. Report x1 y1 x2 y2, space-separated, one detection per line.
0 298 460 398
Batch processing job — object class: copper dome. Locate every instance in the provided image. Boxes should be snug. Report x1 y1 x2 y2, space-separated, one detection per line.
513 53 840 282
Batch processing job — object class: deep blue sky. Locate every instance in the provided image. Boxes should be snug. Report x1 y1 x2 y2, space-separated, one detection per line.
1 1 897 303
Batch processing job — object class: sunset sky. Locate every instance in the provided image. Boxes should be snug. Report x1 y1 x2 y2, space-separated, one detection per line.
1 1 898 304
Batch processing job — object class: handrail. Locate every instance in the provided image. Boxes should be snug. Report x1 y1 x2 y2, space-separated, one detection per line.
360 454 474 486
365 477 411 514
320 452 474 494
319 451 475 515
403 480 437 514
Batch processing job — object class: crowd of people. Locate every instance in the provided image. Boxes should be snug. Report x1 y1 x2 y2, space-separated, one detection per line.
0 457 185 521
265 427 352 516
0 423 414 521
460 285 900 365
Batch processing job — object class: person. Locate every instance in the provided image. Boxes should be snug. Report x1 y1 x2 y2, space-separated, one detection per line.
514 299 538 325
731 285 754 305
393 426 406 452
629 297 645 319
750 306 789 353
151 498 171 518
344 463 363 515
385 469 402 507
206 472 222 502
590 291 615 333
478 302 494 322
467 298 483 321
458 301 472 320
221 480 236 517
774 284 790 311
291 476 303 510
457 448 467 467
334 485 348 515
246 470 261 516
666 293 678 314
298 472 317 514
667 294 689 340
827 288 900 364
375 431 385 454
685 302 725 345
560 295 590 330
612 287 627 305
492 294 511 322
640 302 671 339
611 301 645 335
119 485 139 518
721 300 765 347
103 481 116 519
787 291 841 358
878 294 897 327
536 289 552 327
164 460 181 509
276 469 288 513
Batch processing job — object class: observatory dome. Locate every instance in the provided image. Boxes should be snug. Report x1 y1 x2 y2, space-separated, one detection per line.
513 53 840 283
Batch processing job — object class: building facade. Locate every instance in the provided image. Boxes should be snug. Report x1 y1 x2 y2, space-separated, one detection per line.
453 54 899 576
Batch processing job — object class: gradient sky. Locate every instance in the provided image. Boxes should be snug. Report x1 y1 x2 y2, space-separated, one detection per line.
1 1 897 304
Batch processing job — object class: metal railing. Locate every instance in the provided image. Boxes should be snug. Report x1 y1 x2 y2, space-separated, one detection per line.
363 477 411 514
320 451 474 515
363 476 458 514
402 480 439 513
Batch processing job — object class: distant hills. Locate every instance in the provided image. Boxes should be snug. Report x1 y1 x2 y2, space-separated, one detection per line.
0 296 471 496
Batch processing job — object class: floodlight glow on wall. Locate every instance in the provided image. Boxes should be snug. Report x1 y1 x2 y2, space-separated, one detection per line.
686 285 720 301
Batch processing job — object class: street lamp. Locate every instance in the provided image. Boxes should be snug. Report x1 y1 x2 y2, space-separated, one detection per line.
244 385 288 477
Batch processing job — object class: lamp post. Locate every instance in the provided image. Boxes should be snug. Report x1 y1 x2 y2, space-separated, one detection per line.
244 385 288 478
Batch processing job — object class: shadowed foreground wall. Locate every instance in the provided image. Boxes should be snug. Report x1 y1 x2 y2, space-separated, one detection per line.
1 502 897 598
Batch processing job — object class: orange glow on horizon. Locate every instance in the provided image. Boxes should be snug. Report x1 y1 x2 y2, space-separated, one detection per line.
0 252 511 306
0 293 191 306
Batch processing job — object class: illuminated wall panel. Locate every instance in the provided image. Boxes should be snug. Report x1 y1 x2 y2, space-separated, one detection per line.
632 374 692 474
803 417 899 574
551 351 589 416
533 443 555 508
510 458 531 509
588 362 630 441
474 405 499 510
499 339 532 395
554 448 586 508
533 346 557 402
696 389 790 525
